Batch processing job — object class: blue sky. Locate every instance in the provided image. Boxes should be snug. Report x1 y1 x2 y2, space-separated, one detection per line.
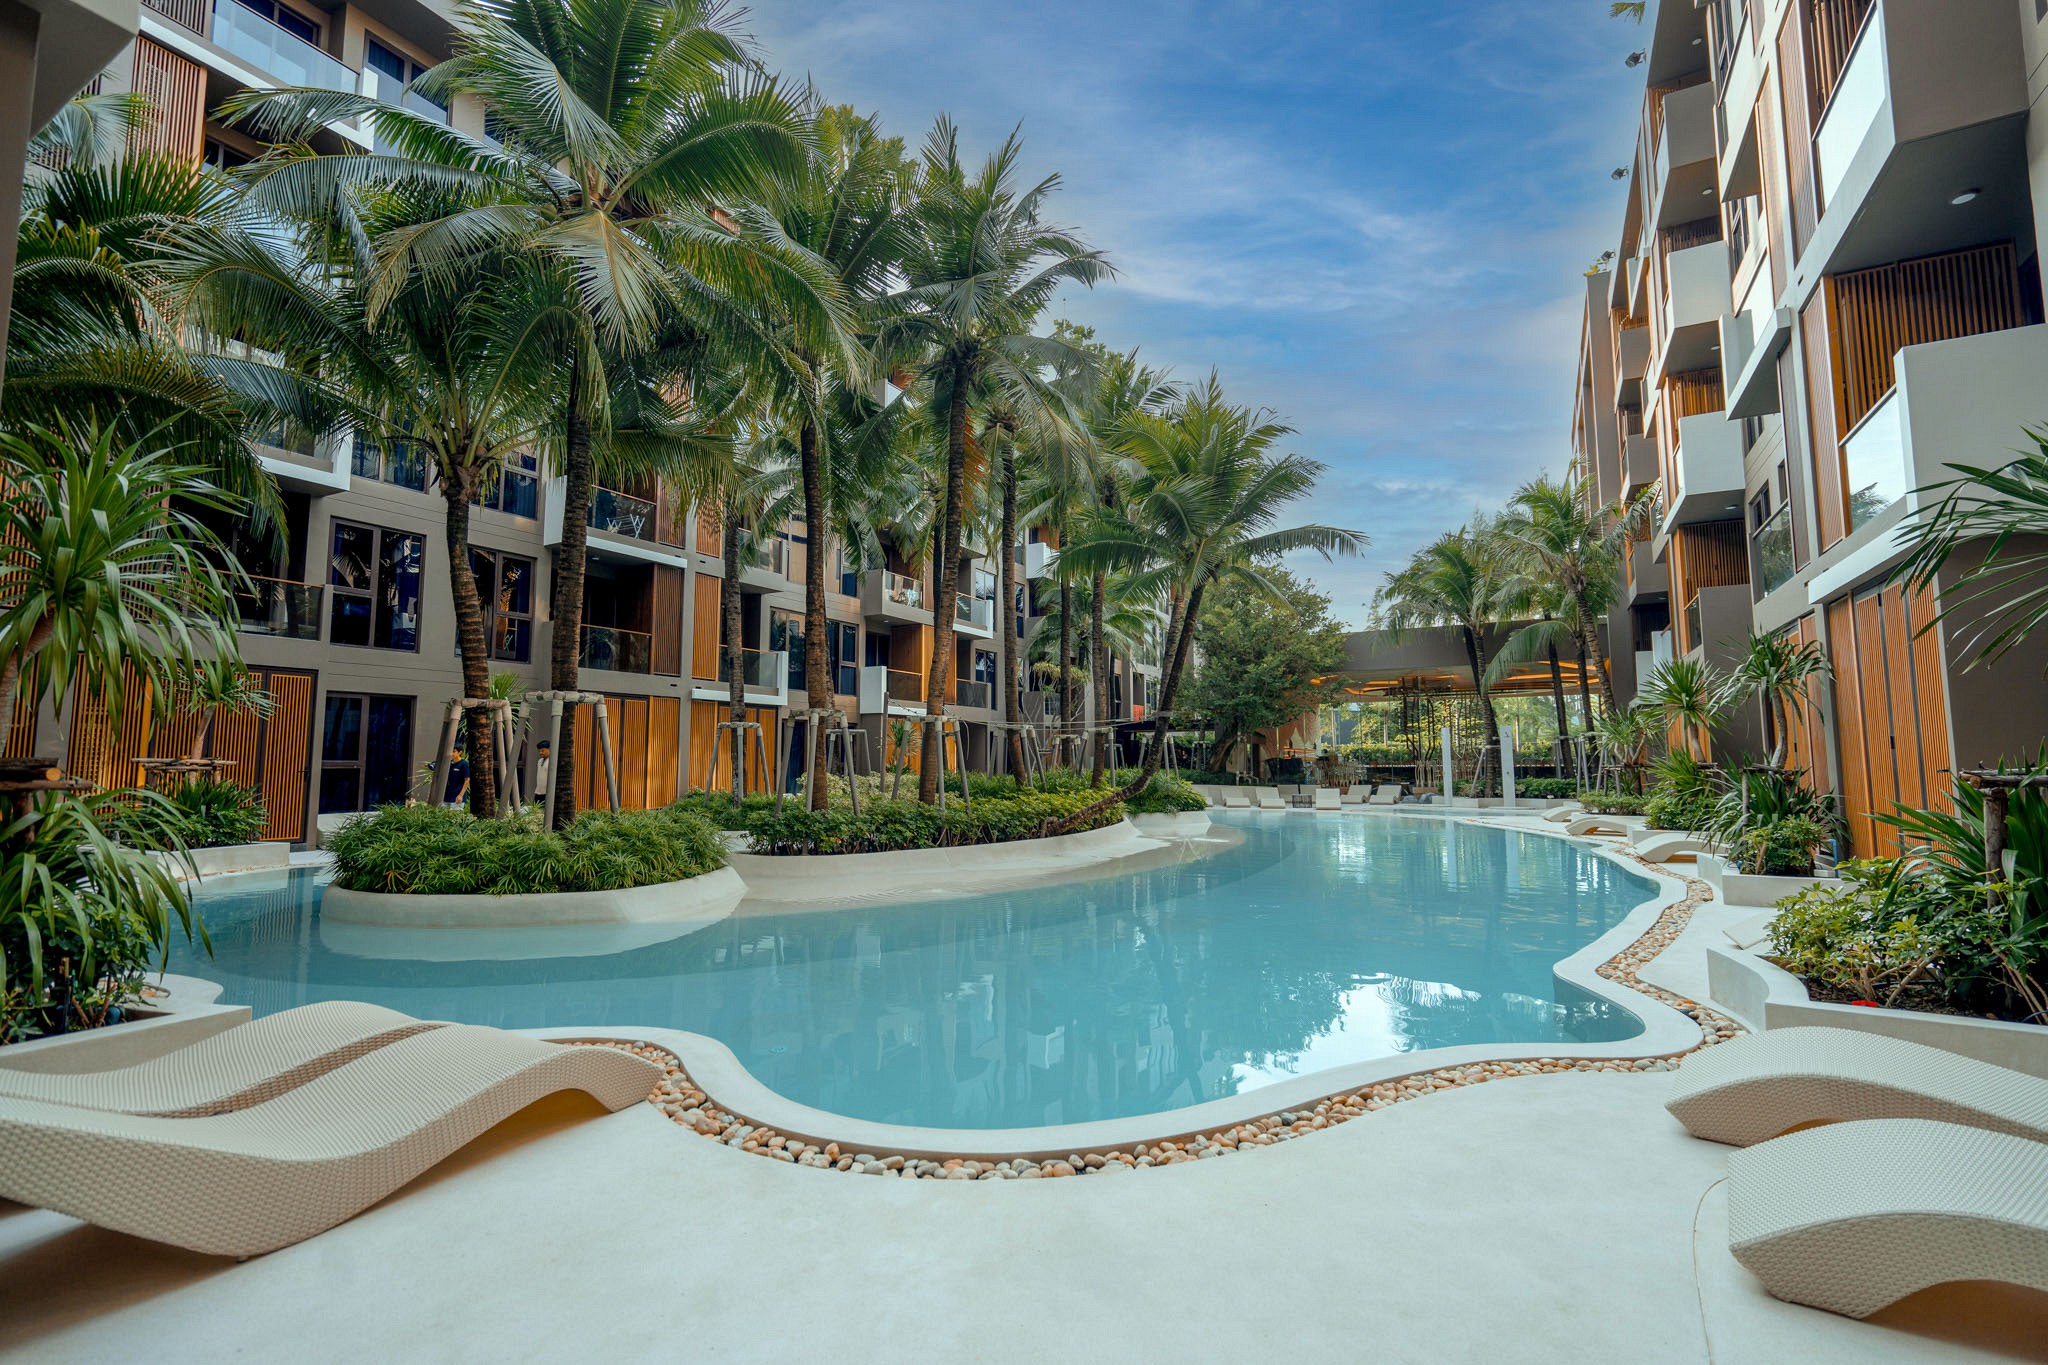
745 2 1645 628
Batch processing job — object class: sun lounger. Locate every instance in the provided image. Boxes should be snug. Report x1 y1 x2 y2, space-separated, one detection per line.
1313 788 1342 811
0 1025 662 1258
1367 784 1402 806
1564 813 1631 837
1221 789 1251 809
1666 1026 2048 1148
0 1002 440 1116
1541 803 1583 823
1340 786 1368 806
1253 787 1286 811
1632 832 1711 863
1726 1118 2048 1319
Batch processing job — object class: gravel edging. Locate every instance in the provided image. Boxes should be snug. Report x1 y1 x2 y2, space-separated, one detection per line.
576 849 1741 1181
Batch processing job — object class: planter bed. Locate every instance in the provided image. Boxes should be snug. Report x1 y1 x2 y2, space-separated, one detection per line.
1694 853 1828 907
1705 944 2048 1077
1128 810 1211 838
321 867 747 930
728 818 1176 904
152 841 292 880
0 975 247 1071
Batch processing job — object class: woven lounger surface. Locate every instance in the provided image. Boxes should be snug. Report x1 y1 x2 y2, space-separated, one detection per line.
1633 832 1710 864
0 1002 439 1116
1564 813 1628 837
1727 1118 2048 1319
1667 1026 2048 1148
0 1025 662 1257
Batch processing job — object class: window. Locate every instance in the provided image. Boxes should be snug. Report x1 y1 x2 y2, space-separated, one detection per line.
328 521 423 651
830 622 859 695
837 549 860 597
972 567 996 600
232 0 317 43
470 548 534 663
770 609 805 688
864 632 890 668
203 138 253 171
319 693 413 814
972 649 997 686
351 430 426 491
364 37 443 114
475 451 539 518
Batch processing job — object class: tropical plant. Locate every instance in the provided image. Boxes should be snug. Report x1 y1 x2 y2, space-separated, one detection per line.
1182 568 1347 772
172 654 275 763
1492 474 1651 713
1768 859 1951 1008
1717 630 1828 767
325 803 727 896
1378 525 1509 789
877 120 1110 802
1638 656 1726 763
119 778 267 851
1643 751 1720 832
1892 436 2048 672
1592 703 1661 793
1705 765 1841 874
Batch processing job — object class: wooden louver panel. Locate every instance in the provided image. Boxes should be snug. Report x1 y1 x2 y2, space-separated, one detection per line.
129 39 205 162
1827 242 2024 438
1806 0 1877 115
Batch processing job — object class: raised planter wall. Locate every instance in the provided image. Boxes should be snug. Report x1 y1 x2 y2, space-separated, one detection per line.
153 841 292 880
729 818 1169 902
1695 853 1828 907
1128 811 1211 838
1706 945 2048 1077
0 975 247 1072
322 866 747 929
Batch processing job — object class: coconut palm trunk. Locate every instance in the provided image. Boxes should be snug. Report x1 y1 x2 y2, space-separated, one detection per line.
722 501 746 801
549 370 592 828
998 448 1026 778
441 473 497 816
800 418 831 809
1571 582 1616 711
1090 572 1109 785
1460 624 1502 794
1057 578 1074 742
919 384 970 803
1545 640 1570 768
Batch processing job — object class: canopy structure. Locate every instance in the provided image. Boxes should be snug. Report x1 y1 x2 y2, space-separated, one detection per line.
1323 621 1610 701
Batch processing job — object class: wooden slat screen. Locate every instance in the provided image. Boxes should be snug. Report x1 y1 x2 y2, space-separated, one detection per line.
652 566 685 677
1806 0 1876 115
690 574 720 680
1757 75 1788 299
1656 368 1729 497
5 664 39 758
694 508 721 557
129 39 205 162
686 699 773 793
141 0 208 36
648 697 680 806
570 694 682 811
1800 295 1846 550
1778 9 1819 254
1827 242 2024 438
1906 587 1952 808
1781 615 1830 786
1824 582 1951 854
65 667 155 791
256 671 314 841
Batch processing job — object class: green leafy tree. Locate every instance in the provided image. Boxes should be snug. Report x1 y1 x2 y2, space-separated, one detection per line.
1184 569 1348 772
1377 525 1510 786
1639 656 1727 763
1492 473 1650 713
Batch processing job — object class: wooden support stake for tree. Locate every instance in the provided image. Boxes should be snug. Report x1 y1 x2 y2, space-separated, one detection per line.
593 699 620 813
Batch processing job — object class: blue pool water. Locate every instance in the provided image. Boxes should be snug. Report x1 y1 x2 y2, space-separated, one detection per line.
172 815 1655 1130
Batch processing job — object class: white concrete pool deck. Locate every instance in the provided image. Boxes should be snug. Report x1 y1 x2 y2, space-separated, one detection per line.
3 1069 2038 1363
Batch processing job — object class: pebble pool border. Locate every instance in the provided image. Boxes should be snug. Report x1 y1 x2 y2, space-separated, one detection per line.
573 842 1741 1181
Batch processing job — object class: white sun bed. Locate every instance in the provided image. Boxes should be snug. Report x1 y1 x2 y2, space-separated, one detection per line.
1666 1026 2048 1148
1727 1118 2048 1319
1252 787 1286 810
0 1025 662 1258
0 1002 440 1116
1340 786 1368 806
1541 803 1583 823
1564 813 1632 837
1367 784 1402 806
1313 788 1342 811
1632 832 1712 864
1221 789 1251 809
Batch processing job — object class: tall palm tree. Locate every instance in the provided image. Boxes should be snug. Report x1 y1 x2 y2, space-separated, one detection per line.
877 120 1109 802
1492 473 1650 713
1378 526 1509 791
1050 375 1365 828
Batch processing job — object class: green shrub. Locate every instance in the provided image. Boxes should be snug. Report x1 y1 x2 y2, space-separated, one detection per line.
1768 859 1949 1006
1733 816 1830 877
1518 778 1579 799
670 791 777 831
1579 791 1648 816
1644 783 1717 832
745 789 1126 856
1123 775 1207 814
326 804 727 896
166 779 266 848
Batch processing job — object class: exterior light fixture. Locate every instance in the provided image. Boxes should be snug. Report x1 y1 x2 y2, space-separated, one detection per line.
1951 189 1982 205
1626 50 1647 67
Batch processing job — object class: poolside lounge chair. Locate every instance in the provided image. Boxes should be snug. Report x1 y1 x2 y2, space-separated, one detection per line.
1313 788 1342 811
0 1002 440 1116
1221 789 1252 809
1564 813 1631 837
0 1025 662 1258
1367 784 1402 806
1666 1026 2048 1148
1253 787 1286 811
1726 1118 2048 1319
1339 786 1368 806
1541 803 1583 823
1632 832 1712 863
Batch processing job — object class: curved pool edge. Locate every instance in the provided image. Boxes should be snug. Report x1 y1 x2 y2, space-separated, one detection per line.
522 813 1715 1162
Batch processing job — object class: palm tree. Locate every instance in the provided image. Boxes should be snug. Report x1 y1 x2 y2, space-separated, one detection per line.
1484 581 1576 765
1893 436 2048 672
1492 473 1651 713
1718 630 1829 768
877 120 1110 802
1378 526 1509 792
1593 703 1660 793
1639 657 1726 763
174 655 275 765
1050 374 1364 828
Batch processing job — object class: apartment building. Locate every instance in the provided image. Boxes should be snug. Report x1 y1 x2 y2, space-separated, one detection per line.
1573 0 2048 854
2 0 1158 842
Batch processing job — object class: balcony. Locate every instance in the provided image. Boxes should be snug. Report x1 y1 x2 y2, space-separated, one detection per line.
858 665 925 716
1614 325 1649 408
1024 541 1057 580
579 625 652 675
740 535 791 586
211 0 355 93
1660 411 1746 533
1649 82 1718 229
690 648 789 706
1658 242 1733 381
235 576 322 640
1685 585 1756 663
1623 433 1658 497
360 67 450 125
1752 506 1796 598
1021 690 1062 724
859 569 933 626
953 679 993 711
1627 539 1667 605
587 487 657 540
953 594 994 638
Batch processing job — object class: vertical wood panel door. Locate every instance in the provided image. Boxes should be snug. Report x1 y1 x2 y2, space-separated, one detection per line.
256 671 314 842
1826 584 1953 855
619 697 649 809
652 567 685 677
130 39 205 161
648 697 681 806
1825 597 1875 852
690 576 721 681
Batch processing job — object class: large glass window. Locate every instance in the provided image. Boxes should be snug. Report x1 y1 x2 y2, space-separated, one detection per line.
329 520 423 651
470 548 534 663
350 430 426 491
233 0 318 43
319 693 413 813
475 451 539 519
829 621 859 695
770 609 805 688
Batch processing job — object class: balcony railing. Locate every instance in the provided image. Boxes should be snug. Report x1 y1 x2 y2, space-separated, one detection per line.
859 665 924 712
954 594 994 633
1840 389 1908 533
1752 505 1795 597
752 536 791 580
143 0 208 36
235 576 323 640
580 624 653 675
877 570 926 610
588 486 657 540
1683 593 1703 658
212 0 355 93
954 679 993 710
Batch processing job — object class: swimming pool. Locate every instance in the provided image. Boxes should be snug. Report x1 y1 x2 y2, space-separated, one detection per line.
173 814 1657 1131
